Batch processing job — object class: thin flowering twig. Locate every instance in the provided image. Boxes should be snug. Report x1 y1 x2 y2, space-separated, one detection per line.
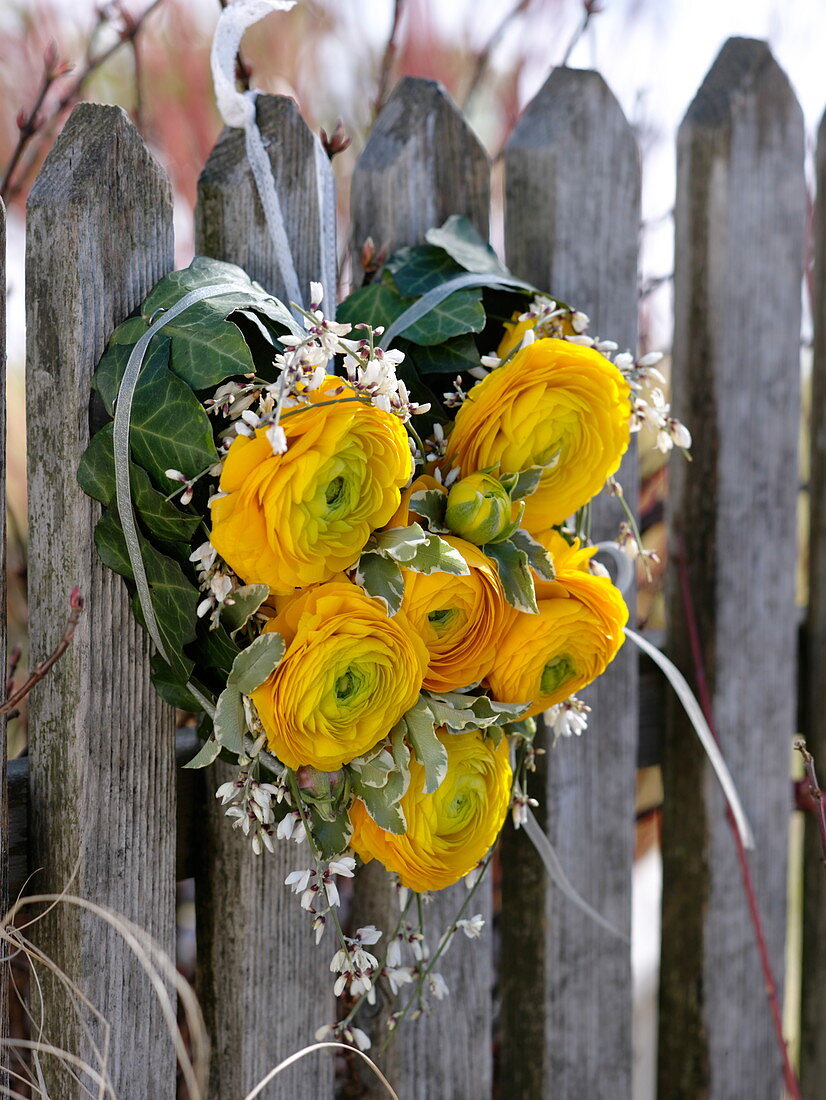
560 0 603 68
675 536 801 1100
461 0 532 108
374 0 405 117
1 0 166 201
0 589 84 717
794 738 826 867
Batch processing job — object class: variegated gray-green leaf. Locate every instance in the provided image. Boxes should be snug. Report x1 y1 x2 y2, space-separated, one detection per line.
227 632 286 694
510 528 555 581
213 687 246 754
220 584 270 635
374 523 429 562
355 552 405 616
484 538 538 614
405 535 469 576
409 489 449 532
404 698 448 794
182 736 223 770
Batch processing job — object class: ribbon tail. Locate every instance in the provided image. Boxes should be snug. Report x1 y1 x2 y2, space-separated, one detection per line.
625 627 755 850
522 809 630 943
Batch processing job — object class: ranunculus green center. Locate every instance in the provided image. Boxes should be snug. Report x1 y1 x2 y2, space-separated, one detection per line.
335 667 359 701
540 655 574 696
325 476 346 508
427 608 457 632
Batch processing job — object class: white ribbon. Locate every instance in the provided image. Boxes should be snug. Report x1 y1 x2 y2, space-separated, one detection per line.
211 0 337 315
113 281 276 720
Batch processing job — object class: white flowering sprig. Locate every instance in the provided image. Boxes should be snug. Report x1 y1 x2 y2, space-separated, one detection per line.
187 539 241 629
215 765 287 856
341 325 430 422
164 460 224 506
546 696 591 742
614 350 692 455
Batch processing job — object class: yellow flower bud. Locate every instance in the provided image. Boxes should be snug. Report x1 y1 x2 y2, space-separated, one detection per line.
444 338 630 536
444 472 515 545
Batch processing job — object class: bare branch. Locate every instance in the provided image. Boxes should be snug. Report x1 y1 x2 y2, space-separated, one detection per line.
462 0 532 109
795 738 826 866
374 0 405 117
0 590 85 717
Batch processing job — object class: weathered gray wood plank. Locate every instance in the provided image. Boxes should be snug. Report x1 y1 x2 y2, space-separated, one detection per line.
502 67 640 1099
25 103 177 1097
350 76 493 1100
194 95 334 1100
196 95 336 308
0 196 8 1092
800 101 826 1100
350 76 490 276
661 38 804 1099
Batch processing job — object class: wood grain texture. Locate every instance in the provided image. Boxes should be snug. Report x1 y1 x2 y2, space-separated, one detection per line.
196 95 336 307
800 101 826 1100
194 98 334 1100
660 38 804 1099
349 76 493 1100
501 67 640 1100
0 196 8 1091
25 104 177 1097
350 77 490 275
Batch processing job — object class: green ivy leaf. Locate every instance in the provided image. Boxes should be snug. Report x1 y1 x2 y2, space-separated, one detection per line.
336 280 409 331
160 307 255 391
510 528 555 581
94 507 199 682
219 584 270 635
78 423 200 543
404 333 482 375
355 553 405 617
399 289 485 346
214 687 247 754
425 215 510 276
227 632 286 694
385 244 466 296
128 352 218 486
191 622 240 680
93 323 170 416
150 654 203 711
402 697 448 794
484 538 538 614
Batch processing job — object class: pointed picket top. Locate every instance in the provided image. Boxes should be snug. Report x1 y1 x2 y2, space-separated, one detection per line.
351 76 490 267
504 66 639 343
682 36 803 133
197 94 336 306
661 35 805 1100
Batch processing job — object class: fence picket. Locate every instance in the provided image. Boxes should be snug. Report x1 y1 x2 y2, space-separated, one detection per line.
660 37 804 1098
193 94 335 1100
25 104 177 1097
800 102 826 1100
0 196 8 1092
501 67 640 1098
349 76 492 1100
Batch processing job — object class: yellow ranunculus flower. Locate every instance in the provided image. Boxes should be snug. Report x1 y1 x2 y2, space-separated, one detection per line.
388 477 508 691
486 532 627 717
210 378 412 594
250 580 429 771
349 728 512 892
444 338 630 534
444 471 516 545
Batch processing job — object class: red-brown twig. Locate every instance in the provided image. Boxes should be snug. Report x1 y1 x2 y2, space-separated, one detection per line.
373 0 405 117
795 737 826 866
675 536 801 1100
560 0 603 67
5 644 23 700
461 0 532 109
0 590 85 717
1 0 165 202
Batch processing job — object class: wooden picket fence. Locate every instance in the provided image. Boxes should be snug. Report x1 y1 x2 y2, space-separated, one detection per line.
0 32 822 1099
